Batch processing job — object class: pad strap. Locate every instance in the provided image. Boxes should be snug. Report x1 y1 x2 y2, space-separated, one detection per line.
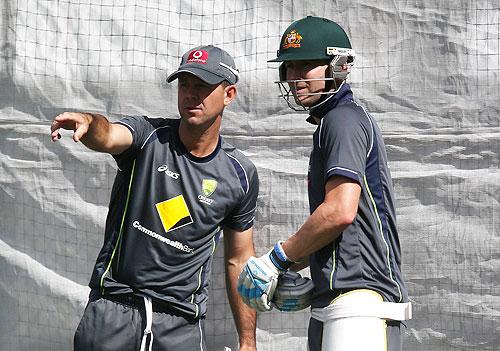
312 301 412 322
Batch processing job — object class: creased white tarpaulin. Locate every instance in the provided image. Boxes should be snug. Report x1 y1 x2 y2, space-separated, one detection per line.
0 239 89 350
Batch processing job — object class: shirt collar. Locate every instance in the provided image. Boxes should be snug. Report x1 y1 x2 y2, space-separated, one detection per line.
306 83 353 125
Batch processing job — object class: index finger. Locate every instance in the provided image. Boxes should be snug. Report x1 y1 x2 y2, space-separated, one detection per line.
50 120 62 141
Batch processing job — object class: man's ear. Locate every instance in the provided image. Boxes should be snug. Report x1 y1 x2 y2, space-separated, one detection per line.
224 85 237 106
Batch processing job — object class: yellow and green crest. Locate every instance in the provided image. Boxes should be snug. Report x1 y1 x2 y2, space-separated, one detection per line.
202 179 217 197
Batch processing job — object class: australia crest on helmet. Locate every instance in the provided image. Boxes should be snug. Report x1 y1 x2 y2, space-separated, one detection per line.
283 29 302 49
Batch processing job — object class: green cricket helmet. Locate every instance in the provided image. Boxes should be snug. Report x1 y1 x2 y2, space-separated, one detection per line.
269 16 355 111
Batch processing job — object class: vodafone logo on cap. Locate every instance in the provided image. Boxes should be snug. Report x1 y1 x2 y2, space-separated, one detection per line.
187 50 208 64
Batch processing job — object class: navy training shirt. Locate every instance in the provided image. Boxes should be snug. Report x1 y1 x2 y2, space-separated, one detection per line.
89 116 259 319
307 84 408 307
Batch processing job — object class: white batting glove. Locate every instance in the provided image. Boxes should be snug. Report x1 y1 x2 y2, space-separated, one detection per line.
237 242 294 312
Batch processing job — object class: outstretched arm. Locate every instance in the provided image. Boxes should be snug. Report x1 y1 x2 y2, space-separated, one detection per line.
224 227 257 351
50 112 133 155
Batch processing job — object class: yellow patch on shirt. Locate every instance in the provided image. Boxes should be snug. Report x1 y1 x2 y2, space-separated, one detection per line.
156 195 193 233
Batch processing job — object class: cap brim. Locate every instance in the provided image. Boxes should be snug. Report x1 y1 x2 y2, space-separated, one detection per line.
167 66 225 85
267 57 284 63
268 52 332 63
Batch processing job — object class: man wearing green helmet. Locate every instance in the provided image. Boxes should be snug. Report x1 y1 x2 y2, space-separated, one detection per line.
237 16 412 350
269 16 355 113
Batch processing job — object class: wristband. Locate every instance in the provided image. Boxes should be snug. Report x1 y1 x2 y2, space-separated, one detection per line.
270 241 294 272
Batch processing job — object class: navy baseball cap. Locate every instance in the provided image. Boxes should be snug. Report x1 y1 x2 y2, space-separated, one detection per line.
167 45 239 85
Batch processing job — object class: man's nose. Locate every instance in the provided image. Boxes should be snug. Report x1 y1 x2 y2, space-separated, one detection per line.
182 86 198 99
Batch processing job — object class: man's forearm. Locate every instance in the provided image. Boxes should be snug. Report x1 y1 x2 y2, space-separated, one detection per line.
80 113 113 152
282 178 361 262
51 111 132 154
226 261 257 349
282 202 346 262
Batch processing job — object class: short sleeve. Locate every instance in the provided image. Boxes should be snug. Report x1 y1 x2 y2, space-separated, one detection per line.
112 115 154 168
224 162 259 231
319 106 372 185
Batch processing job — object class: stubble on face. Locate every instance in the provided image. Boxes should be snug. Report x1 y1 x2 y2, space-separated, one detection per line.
177 74 225 128
285 60 330 107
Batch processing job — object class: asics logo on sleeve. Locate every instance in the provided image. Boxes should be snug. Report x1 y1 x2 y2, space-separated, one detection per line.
157 165 180 179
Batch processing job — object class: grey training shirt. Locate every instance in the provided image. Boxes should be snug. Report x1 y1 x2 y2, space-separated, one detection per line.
89 116 259 319
308 84 408 308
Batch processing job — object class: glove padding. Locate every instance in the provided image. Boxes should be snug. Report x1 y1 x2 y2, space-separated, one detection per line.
237 251 281 312
271 270 314 311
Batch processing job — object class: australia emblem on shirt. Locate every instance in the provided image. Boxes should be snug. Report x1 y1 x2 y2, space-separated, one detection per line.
198 179 217 205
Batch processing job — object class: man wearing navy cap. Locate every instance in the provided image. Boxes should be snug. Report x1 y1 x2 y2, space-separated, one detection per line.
51 45 258 351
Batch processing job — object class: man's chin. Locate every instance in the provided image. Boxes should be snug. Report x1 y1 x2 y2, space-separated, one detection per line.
180 109 201 119
293 96 317 108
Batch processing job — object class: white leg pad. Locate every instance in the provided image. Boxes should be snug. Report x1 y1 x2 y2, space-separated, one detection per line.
311 289 411 351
